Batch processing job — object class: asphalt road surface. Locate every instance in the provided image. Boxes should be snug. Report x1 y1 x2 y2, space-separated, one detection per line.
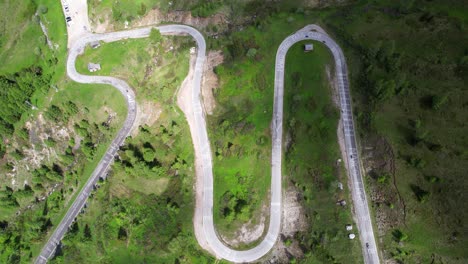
34 19 379 264
34 25 206 264
193 26 381 263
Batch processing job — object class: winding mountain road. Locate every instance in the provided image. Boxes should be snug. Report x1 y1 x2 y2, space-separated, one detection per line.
34 6 379 262
192 25 381 263
34 25 206 264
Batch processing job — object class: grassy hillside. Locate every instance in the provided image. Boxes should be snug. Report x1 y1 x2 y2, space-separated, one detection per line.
209 1 468 261
87 0 224 25
0 0 67 75
0 0 128 262
319 0 468 262
1 0 466 263
65 0 468 262
51 35 214 263
282 41 363 263
0 1 44 74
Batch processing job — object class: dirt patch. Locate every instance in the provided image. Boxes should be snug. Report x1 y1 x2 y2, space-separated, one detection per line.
177 54 196 119
282 186 308 236
268 185 308 263
131 100 162 136
22 114 71 169
92 8 227 34
100 105 117 121
93 13 112 33
361 136 405 234
139 9 227 32
220 203 268 247
303 0 321 7
7 114 72 190
202 50 223 115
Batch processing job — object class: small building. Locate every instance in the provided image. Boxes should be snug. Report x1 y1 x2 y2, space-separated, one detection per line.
89 41 100 49
346 224 353 231
88 63 101 72
304 43 314 52
349 233 356 240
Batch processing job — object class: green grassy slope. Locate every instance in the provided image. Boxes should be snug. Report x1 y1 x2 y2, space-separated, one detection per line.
51 36 214 263
1 0 466 263
282 41 363 263
0 1 130 262
205 0 468 261
319 0 468 262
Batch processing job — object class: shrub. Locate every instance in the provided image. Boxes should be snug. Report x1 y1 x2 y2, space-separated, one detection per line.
377 173 390 184
431 94 448 110
137 3 147 16
112 6 122 21
392 229 409 242
246 48 257 59
410 184 430 202
45 105 62 122
38 5 48 14
149 28 162 44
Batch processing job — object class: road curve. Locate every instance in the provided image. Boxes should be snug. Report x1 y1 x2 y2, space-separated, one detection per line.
286 26 381 264
35 23 379 264
193 26 380 263
34 25 206 264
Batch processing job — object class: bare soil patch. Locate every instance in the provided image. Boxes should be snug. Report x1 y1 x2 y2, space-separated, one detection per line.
6 114 72 192
220 203 269 248
202 50 223 115
92 8 227 34
282 186 308 236
361 136 405 234
268 185 308 263
22 114 71 169
131 100 162 136
137 9 227 30
94 13 112 33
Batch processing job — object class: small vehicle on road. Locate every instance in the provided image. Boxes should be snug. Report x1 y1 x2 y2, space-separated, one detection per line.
65 16 72 27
